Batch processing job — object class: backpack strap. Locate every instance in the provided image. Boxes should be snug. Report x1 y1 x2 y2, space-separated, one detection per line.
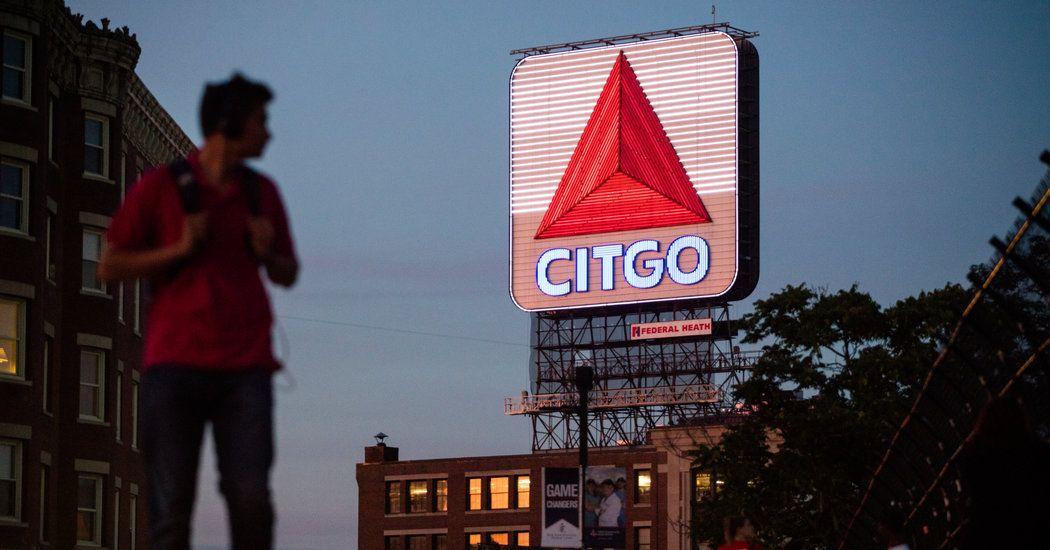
168 158 201 214
241 166 261 216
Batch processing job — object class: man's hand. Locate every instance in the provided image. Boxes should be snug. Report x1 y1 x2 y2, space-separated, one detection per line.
174 213 208 260
248 216 275 260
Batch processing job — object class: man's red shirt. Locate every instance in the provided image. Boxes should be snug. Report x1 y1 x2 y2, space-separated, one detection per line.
106 153 296 371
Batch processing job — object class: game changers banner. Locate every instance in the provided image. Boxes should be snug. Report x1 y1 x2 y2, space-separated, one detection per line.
542 467 582 548
584 466 627 548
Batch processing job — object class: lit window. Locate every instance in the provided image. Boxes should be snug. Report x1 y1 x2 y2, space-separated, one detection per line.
385 481 402 514
516 475 530 509
516 531 530 547
82 229 106 293
489 532 509 545
0 297 24 378
76 474 103 545
694 471 712 502
435 479 447 512
2 33 31 102
468 478 482 510
0 439 21 520
489 476 509 509
635 469 652 504
635 526 651 550
79 349 105 422
466 533 481 546
84 115 109 177
406 535 427 550
0 161 28 232
408 480 428 513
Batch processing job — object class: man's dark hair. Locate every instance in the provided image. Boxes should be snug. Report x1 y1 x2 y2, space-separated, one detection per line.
199 73 273 138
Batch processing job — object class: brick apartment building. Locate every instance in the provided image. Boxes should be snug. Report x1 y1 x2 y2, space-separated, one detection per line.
0 1 191 548
358 425 730 550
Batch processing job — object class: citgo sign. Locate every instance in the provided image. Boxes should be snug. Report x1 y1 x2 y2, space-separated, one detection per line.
510 32 757 311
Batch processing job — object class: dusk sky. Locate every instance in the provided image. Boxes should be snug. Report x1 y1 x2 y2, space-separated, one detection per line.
68 2 1050 549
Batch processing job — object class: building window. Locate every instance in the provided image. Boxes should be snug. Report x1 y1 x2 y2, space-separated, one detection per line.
48 97 55 161
384 535 404 550
128 495 137 550
516 475 530 509
433 534 447 550
76 475 103 545
408 480 428 513
466 533 481 547
635 526 651 550
115 371 123 441
117 282 124 323
516 531 530 547
45 213 56 281
2 32 31 103
0 439 21 520
385 481 402 514
0 297 24 379
79 349 105 422
635 469 652 504
42 337 51 412
693 470 713 502
113 490 120 550
39 464 49 542
131 380 139 448
84 115 109 177
82 229 106 293
406 535 427 550
119 150 126 201
0 160 28 232
467 477 482 511
489 532 509 545
133 280 141 333
435 479 447 512
489 476 509 510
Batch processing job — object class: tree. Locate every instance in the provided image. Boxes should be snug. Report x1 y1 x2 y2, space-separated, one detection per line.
690 283 968 548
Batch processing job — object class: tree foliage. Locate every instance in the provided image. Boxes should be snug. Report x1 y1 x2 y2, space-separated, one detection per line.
691 283 968 548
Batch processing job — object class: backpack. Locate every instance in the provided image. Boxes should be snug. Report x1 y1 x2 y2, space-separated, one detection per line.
168 157 261 215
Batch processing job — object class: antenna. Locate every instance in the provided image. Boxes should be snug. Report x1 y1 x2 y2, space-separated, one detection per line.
711 4 717 24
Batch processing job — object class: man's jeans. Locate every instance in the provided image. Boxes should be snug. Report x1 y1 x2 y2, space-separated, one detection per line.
141 366 275 550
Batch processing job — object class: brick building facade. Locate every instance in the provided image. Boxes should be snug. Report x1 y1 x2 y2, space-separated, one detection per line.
0 1 191 548
357 425 729 550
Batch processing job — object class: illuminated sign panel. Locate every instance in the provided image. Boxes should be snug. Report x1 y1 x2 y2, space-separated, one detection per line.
510 32 751 311
630 318 713 340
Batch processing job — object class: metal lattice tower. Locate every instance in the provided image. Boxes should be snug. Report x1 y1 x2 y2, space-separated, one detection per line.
505 302 757 451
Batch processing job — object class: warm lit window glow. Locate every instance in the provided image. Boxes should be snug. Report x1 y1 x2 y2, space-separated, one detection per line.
516 531 530 546
694 471 712 502
467 533 481 546
489 476 509 509
385 481 402 514
635 469 652 504
636 526 651 550
517 475 530 508
436 479 447 512
0 298 22 377
408 480 428 513
468 478 482 510
489 532 509 545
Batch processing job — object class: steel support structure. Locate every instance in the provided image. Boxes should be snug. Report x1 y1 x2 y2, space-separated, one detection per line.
513 302 755 451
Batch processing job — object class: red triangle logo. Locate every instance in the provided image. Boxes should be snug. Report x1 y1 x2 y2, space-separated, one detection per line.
534 51 712 239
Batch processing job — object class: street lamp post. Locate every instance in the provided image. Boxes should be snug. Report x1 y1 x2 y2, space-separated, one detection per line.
575 364 594 550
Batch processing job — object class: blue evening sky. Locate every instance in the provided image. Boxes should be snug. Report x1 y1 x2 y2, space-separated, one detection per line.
68 2 1050 548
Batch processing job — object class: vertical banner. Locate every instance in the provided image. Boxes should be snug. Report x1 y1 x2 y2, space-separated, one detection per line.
541 467 582 548
583 466 627 548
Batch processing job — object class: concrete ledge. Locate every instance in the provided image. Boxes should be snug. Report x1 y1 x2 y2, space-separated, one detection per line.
74 459 110 475
76 333 112 350
79 211 112 228
0 423 31 439
82 97 117 117
0 279 35 299
0 141 38 163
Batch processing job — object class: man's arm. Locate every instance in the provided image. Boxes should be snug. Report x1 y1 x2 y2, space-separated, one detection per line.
262 254 299 287
248 216 298 287
98 213 206 282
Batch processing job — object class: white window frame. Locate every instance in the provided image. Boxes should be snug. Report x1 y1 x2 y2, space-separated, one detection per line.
76 474 103 546
38 464 48 542
0 296 25 380
128 495 136 550
0 438 22 521
81 228 107 295
42 337 51 413
83 113 109 179
131 380 139 449
114 370 122 442
1 31 32 105
112 489 120 550
78 349 106 423
45 213 55 282
117 282 124 323
0 159 29 235
133 280 141 334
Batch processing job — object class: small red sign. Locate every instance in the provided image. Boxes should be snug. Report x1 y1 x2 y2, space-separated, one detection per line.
630 318 713 340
